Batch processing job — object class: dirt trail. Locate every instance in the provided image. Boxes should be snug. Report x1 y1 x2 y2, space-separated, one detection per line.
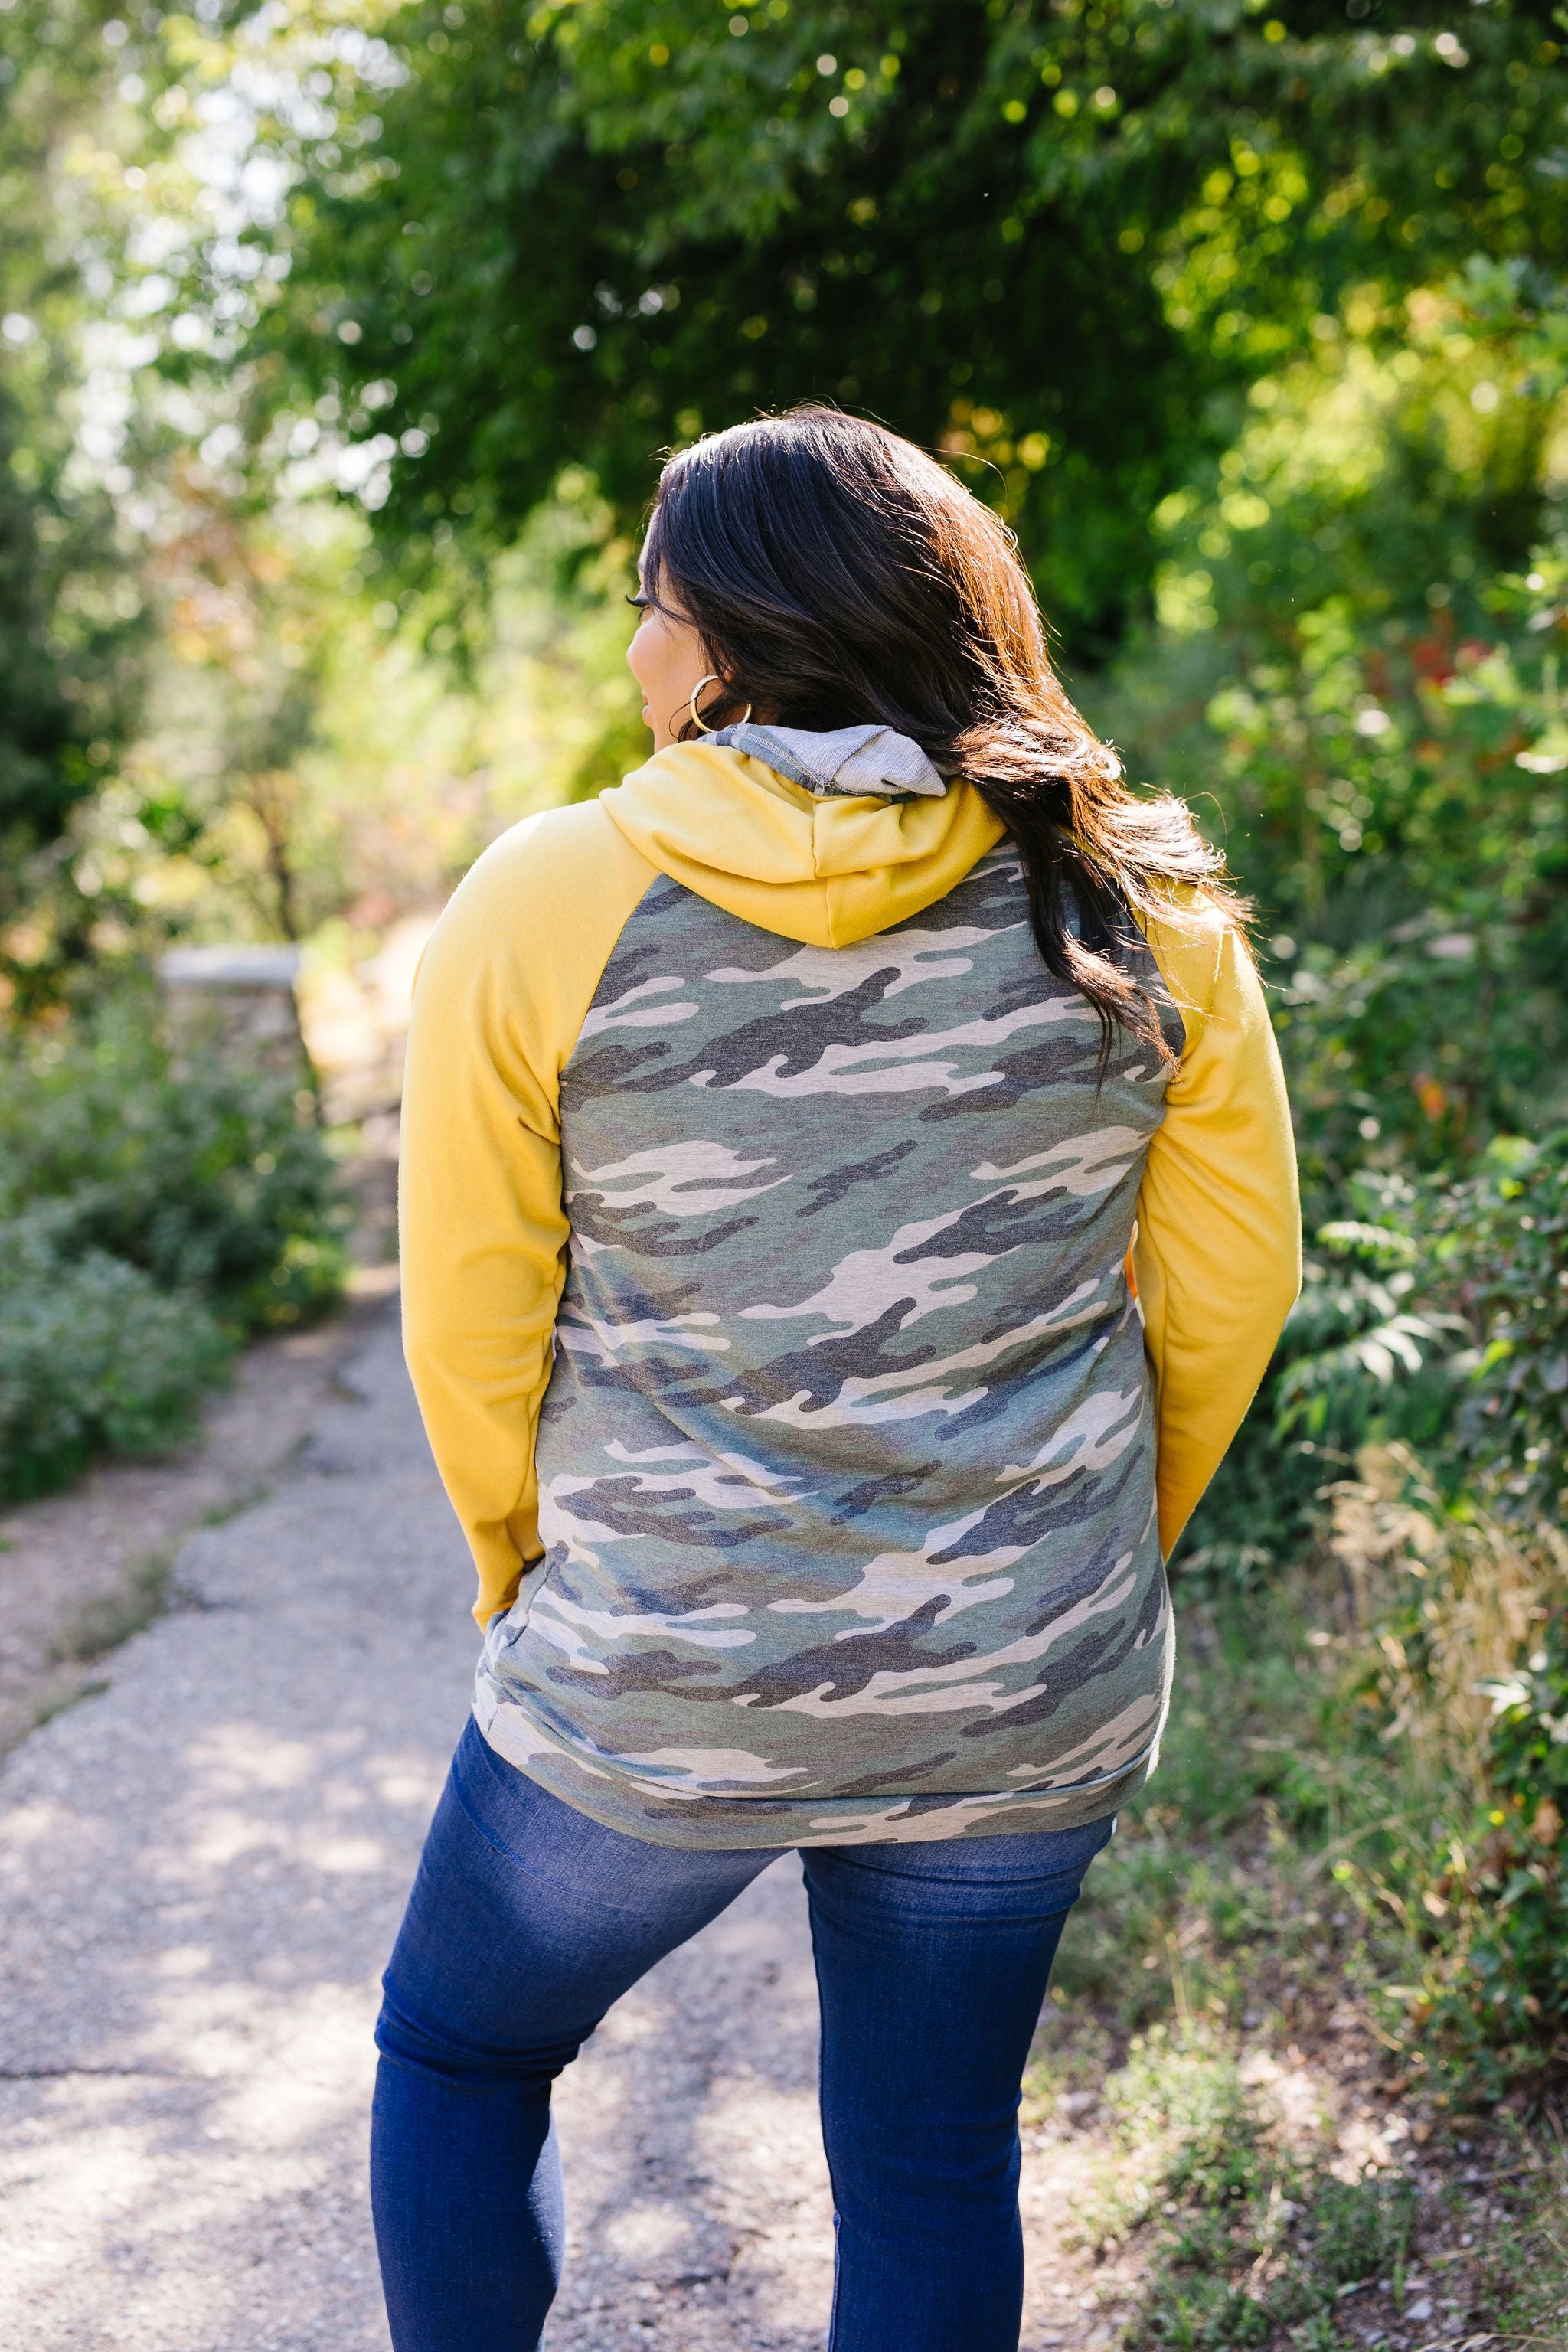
0 1300 1127 2351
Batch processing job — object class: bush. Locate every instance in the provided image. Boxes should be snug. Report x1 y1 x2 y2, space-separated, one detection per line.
0 991 346 1327
1390 1615 1568 2081
1180 1218 1460 1586
0 1221 229 1498
0 987 347 1498
1185 1128 1568 1590
1265 924 1565 1209
1420 1132 1568 1515
1322 1443 1568 2086
1462 1622 1568 2058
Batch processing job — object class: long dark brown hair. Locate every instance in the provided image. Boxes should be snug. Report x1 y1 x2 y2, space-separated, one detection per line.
638 406 1246 1061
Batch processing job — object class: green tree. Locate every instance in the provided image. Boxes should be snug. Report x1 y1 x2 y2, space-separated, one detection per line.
251 0 1565 652
0 0 147 1011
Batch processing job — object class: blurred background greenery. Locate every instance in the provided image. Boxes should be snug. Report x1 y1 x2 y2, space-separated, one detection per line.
5 0 1568 2260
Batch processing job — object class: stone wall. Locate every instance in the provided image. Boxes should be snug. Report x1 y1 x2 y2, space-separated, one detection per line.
157 946 309 1080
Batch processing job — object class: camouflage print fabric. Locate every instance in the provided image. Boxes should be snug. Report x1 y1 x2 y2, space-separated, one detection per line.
474 849 1188 1846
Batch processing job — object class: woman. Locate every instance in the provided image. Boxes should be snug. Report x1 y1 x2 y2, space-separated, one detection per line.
380 408 1300 2351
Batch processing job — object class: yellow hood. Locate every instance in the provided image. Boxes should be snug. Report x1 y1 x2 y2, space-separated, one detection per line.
597 741 1005 949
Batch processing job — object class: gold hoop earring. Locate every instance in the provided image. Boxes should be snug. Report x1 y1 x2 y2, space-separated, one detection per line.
686 673 753 734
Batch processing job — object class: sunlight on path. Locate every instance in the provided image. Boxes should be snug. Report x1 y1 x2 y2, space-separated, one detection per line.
0 1305 1115 2350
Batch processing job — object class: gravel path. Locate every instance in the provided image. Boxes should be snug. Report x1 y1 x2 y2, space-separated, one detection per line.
0 1302 1125 2351
0 1270 400 1762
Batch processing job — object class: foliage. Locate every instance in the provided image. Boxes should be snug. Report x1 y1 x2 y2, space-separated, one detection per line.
2 442 645 1004
3 0 1566 2118
1462 1620 1568 2059
0 1226 229 1499
0 993 347 1321
92 476 646 956
243 0 1566 652
1162 1117 1568 2086
1028 1575 1567 2337
240 0 1568 2090
1069 2017 1421 2344
1272 1230 1450 1443
1125 275 1568 2018
1197 1125 1568 1579
1048 1449 1568 2105
0 0 151 1011
1187 1125 1568 1595
0 989 347 1496
1178 1219 1457 1585
1321 1446 1568 2085
1100 271 1568 1201
1421 1132 1568 1514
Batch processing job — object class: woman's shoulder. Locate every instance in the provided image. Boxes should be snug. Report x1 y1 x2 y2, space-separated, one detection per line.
411 800 665 1083
430 800 658 960
466 799 655 905
1138 880 1249 964
1135 884 1259 1055
1138 878 1240 940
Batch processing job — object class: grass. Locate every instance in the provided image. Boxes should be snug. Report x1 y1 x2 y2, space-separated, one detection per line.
28 1676 109 1734
1045 1472 1568 2086
200 1478 271 1529
1021 1526 1568 2349
40 1472 272 1672
1452 2151 1568 2347
1044 1599 1374 2053
1029 2000 1567 2350
47 1548 175 1666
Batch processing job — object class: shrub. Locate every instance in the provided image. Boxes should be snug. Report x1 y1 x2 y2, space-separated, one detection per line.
0 1220 229 1497
1421 1132 1568 1514
1184 1133 1568 1592
0 985 348 1498
1405 1618 1568 2077
0 991 347 1328
1325 1445 1568 2084
1460 1712 1568 2056
1180 1220 1459 1586
1268 926 1564 1208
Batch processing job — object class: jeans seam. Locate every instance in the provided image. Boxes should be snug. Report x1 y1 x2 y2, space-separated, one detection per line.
808 1896 845 2352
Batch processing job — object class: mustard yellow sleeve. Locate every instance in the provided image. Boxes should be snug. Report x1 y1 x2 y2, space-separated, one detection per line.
398 801 658 1626
1133 901 1302 1560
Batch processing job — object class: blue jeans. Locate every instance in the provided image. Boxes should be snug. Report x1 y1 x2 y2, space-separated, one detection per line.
371 1716 1113 2352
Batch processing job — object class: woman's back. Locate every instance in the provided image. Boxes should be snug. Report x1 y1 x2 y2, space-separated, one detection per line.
479 829 1183 1844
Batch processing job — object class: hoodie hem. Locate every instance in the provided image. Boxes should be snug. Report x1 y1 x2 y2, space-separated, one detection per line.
472 1687 1160 1851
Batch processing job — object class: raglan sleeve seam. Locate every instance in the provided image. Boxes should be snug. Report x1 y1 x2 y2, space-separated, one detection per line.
397 805 658 1626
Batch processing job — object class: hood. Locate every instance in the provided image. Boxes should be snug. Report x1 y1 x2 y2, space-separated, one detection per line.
597 741 1005 949
703 719 953 798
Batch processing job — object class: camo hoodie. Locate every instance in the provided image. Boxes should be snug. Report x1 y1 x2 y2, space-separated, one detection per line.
399 742 1299 1846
